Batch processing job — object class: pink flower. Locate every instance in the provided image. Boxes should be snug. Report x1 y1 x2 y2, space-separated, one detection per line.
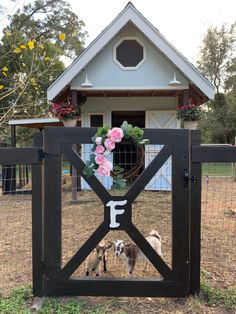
97 165 110 176
104 138 115 151
103 160 113 170
97 160 113 176
95 137 102 145
107 127 124 143
95 154 107 165
95 145 105 154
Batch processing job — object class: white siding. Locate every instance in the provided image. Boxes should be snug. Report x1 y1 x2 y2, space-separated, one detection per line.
71 23 188 90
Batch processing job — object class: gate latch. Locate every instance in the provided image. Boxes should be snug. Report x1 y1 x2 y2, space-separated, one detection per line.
183 169 197 187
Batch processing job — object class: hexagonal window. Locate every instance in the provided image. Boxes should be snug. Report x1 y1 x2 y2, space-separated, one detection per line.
113 37 146 70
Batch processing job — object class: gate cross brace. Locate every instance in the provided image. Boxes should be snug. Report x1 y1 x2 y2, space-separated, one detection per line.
58 144 173 280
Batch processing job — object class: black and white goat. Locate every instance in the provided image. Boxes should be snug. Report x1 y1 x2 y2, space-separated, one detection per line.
85 240 112 276
113 230 163 276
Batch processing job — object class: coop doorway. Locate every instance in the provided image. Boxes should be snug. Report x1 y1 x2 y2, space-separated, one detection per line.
112 111 145 184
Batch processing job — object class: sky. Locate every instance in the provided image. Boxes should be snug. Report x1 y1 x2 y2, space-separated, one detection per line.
69 0 236 64
1 0 236 64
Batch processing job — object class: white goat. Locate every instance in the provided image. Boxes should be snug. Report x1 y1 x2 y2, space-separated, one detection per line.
113 230 163 276
85 240 112 276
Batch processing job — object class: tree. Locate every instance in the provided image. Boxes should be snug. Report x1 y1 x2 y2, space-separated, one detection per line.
197 23 236 94
199 94 236 144
8 0 87 59
197 23 236 144
225 57 236 91
0 0 87 143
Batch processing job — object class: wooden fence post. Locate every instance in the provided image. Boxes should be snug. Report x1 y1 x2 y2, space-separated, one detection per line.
190 130 202 295
32 132 44 296
234 137 236 180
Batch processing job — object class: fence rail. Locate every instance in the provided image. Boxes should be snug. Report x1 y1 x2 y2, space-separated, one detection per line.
0 147 42 164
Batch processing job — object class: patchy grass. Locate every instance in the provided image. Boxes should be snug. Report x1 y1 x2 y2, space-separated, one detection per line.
200 272 236 310
0 287 32 314
1 286 236 314
0 287 127 314
202 163 234 176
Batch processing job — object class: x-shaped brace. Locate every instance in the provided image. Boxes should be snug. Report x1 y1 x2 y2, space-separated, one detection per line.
58 144 173 280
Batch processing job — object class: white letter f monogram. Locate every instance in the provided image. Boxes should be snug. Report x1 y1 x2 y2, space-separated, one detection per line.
106 200 127 228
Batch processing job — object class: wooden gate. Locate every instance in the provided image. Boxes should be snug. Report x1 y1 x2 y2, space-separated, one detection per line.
1 128 235 297
41 127 191 297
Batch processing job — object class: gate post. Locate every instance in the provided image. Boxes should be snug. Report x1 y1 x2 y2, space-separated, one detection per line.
43 135 62 293
32 132 44 296
171 130 190 293
190 130 201 294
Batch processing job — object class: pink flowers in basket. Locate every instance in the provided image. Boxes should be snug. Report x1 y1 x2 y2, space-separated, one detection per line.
49 102 80 121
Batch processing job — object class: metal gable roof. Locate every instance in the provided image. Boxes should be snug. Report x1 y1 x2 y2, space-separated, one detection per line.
47 2 215 101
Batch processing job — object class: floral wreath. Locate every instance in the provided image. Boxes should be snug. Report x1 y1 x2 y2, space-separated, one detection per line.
83 121 149 188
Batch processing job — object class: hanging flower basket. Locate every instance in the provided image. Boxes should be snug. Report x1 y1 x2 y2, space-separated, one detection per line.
62 118 77 127
83 121 149 188
176 98 202 122
49 102 80 124
183 120 197 130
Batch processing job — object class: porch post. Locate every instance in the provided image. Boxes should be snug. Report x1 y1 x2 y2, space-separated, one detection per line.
71 90 78 203
183 89 189 106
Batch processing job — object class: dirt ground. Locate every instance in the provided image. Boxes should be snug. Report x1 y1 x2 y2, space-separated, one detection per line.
0 176 235 313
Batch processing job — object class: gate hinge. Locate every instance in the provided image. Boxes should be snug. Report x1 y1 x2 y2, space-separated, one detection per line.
38 150 59 161
40 261 60 274
38 149 44 161
40 260 45 272
183 169 197 187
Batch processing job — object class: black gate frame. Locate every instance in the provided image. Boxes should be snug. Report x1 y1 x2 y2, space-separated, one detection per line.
1 128 235 298
41 127 191 297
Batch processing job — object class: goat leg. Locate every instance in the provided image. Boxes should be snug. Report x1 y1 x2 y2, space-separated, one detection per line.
142 261 148 272
128 259 136 276
103 256 107 272
95 267 100 276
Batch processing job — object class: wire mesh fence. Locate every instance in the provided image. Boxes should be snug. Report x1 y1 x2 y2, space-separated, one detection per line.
0 154 235 295
201 163 236 289
0 164 32 296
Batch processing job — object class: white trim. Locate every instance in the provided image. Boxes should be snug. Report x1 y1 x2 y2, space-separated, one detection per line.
112 36 146 70
8 117 60 125
71 85 189 91
47 3 215 101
